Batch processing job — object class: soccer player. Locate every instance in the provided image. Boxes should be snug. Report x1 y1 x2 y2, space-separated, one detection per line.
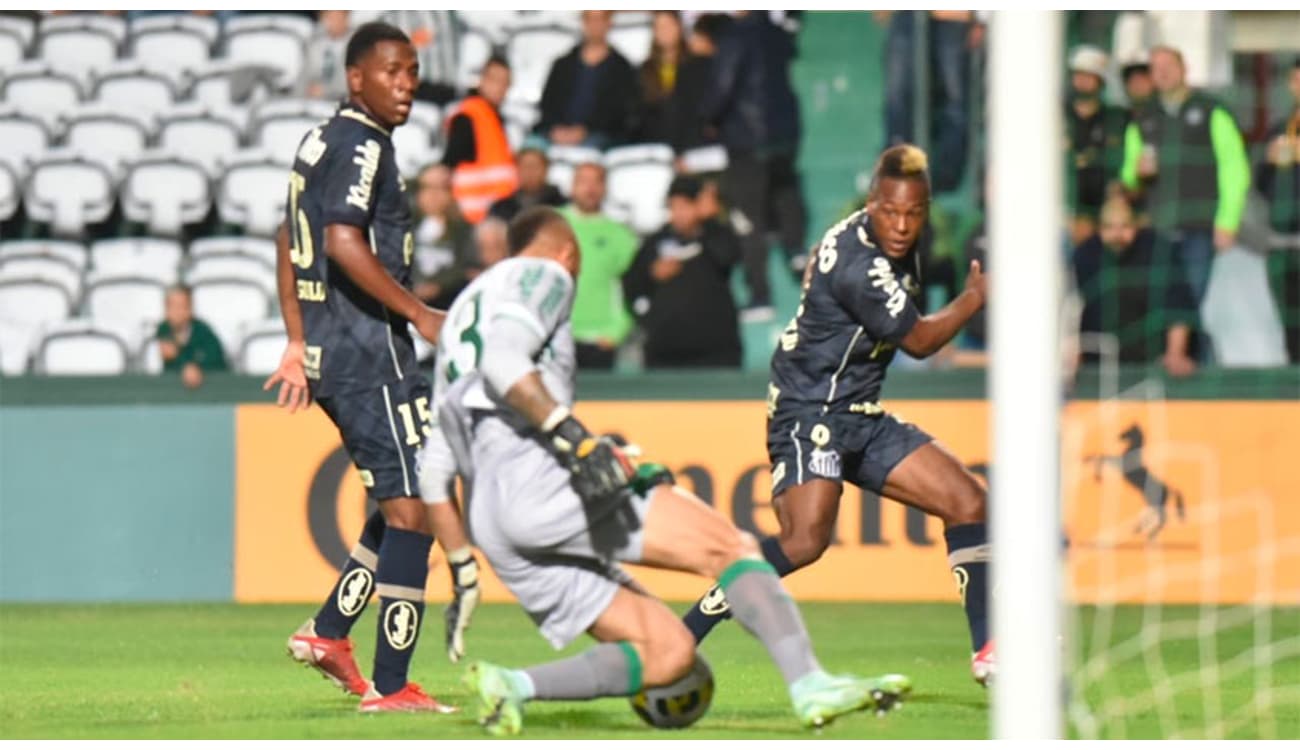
680 144 996 686
434 206 910 736
262 22 466 713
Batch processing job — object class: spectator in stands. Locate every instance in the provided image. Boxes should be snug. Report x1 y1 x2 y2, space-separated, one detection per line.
474 216 510 270
624 175 742 368
1120 52 1154 115
537 10 641 149
1072 195 1198 376
303 9 352 101
1121 44 1251 305
696 177 724 224
669 13 729 155
156 285 227 389
441 56 519 224
1255 60 1300 362
637 11 688 145
487 147 567 222
704 10 807 320
879 10 979 193
1066 45 1128 246
559 162 639 369
411 164 476 309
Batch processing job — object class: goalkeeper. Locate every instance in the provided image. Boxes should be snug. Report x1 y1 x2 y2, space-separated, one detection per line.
433 207 910 736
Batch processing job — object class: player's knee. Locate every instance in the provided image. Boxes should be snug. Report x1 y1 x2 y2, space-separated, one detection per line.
698 528 756 580
781 524 832 568
642 622 696 687
944 480 987 526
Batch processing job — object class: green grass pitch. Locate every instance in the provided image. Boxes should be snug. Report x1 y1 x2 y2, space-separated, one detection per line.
1 603 1295 739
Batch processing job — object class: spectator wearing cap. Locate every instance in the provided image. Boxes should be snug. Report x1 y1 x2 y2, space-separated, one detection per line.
560 162 640 370
486 147 567 223
1120 44 1251 304
441 56 519 224
623 176 743 369
1255 60 1300 362
1066 45 1129 246
1120 52 1155 116
537 10 641 149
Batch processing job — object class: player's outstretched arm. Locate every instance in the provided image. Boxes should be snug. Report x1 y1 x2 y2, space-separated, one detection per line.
263 220 311 412
323 223 447 343
899 260 987 359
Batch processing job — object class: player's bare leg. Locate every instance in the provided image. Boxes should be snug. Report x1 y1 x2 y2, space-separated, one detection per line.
879 441 993 685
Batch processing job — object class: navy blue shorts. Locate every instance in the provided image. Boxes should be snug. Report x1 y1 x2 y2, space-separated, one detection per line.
316 373 432 501
766 405 932 497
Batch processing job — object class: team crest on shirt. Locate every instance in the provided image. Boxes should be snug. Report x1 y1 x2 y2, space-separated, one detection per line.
385 600 419 650
808 448 841 479
337 568 374 616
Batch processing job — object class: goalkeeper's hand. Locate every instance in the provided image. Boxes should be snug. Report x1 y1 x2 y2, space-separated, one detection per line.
543 407 636 503
444 546 480 663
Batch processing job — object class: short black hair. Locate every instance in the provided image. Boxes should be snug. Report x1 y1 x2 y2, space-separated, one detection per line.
692 13 731 42
870 143 931 196
345 22 410 68
668 175 702 200
507 206 567 256
483 54 510 72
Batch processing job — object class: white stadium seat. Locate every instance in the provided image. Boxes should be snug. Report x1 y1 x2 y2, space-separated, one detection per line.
605 144 675 235
457 28 494 89
251 97 335 123
237 318 288 375
406 101 441 133
0 63 84 131
217 151 291 237
127 13 217 82
0 254 83 303
185 253 276 296
156 107 243 178
392 119 436 180
609 22 653 66
507 25 579 104
0 110 51 178
546 144 603 197
91 64 177 122
83 276 167 350
188 236 276 267
190 278 271 357
0 277 73 331
23 150 117 237
0 16 33 70
89 238 182 285
0 162 18 223
121 154 212 237
35 320 131 376
223 15 310 92
0 318 33 375
458 11 527 44
254 115 321 161
38 14 124 85
62 108 152 175
188 60 264 116
137 336 163 375
0 240 88 273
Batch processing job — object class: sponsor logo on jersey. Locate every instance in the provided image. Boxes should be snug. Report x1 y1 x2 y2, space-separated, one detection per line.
699 584 730 616
808 448 842 479
384 600 419 650
337 568 373 616
868 257 909 318
346 139 382 210
297 128 327 166
304 345 322 380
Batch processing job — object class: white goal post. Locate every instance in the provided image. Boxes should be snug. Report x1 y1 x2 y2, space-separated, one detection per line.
988 9 1065 740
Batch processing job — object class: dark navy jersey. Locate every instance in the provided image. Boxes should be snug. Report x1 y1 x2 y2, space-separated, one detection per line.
768 210 923 413
287 103 417 398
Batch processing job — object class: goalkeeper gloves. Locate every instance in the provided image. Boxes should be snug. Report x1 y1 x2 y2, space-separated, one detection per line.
542 406 636 503
444 546 480 663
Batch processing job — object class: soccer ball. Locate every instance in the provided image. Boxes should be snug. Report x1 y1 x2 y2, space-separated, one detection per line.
629 655 715 729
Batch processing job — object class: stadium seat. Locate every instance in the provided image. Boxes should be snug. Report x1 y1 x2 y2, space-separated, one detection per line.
546 144 603 197
217 150 291 237
0 63 84 131
0 318 33 375
253 114 324 161
34 320 131 376
190 278 271 357
157 108 243 178
188 236 276 267
37 14 125 85
89 238 182 285
0 162 18 223
126 13 217 83
83 276 167 350
23 150 117 237
62 107 153 176
0 239 89 273
237 319 288 375
222 15 310 92
0 15 33 70
458 11 527 44
0 109 51 177
120 153 212 237
678 143 729 175
392 119 437 180
137 336 163 375
609 22 652 66
91 64 178 122
188 60 267 120
507 25 579 104
605 144 675 235
0 277 73 332
456 28 495 89
407 100 441 133
0 254 83 303
185 252 276 297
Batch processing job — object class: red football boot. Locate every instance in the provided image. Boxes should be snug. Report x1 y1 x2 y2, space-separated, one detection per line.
287 619 369 696
971 639 996 687
359 682 459 714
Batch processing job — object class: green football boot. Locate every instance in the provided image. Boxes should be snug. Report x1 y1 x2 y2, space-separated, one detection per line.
462 661 527 736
